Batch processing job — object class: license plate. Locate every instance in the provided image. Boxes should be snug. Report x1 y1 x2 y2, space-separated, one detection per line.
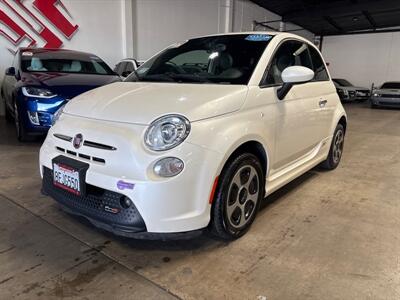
53 163 81 195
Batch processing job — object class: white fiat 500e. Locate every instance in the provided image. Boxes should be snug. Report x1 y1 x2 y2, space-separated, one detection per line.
40 32 347 240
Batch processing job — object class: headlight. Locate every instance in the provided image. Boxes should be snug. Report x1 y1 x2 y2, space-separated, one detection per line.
145 115 190 151
22 86 56 98
52 105 65 126
373 93 380 97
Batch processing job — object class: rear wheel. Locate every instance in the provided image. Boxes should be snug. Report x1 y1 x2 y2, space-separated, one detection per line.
370 102 378 109
210 153 264 240
320 124 345 170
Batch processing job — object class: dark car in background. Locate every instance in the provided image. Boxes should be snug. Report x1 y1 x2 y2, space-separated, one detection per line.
370 81 400 108
1 48 120 141
333 78 370 102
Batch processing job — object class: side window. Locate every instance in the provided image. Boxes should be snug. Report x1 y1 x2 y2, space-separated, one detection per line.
264 40 313 86
308 46 329 81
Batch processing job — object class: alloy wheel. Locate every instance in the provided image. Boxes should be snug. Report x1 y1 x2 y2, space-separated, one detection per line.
333 129 344 164
226 165 259 229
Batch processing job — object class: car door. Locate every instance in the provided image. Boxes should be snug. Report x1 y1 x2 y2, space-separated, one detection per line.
260 39 321 172
307 45 336 141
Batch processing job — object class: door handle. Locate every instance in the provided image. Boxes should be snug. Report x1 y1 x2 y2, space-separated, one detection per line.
319 99 328 107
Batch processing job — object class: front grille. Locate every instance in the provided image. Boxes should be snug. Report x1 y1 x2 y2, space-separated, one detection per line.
42 167 146 232
53 133 116 151
54 133 72 142
83 140 117 151
55 146 106 164
381 94 400 98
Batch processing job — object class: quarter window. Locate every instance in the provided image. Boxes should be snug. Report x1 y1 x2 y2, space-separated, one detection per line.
264 40 313 86
308 46 329 81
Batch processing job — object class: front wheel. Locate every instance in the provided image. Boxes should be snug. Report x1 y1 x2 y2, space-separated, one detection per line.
210 153 265 240
4 101 13 123
370 102 379 109
320 124 345 170
14 102 30 142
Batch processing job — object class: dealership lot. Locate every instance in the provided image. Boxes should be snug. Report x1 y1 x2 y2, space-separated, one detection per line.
1 102 399 299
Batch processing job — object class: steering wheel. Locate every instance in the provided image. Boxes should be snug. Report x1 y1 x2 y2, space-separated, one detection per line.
164 61 186 74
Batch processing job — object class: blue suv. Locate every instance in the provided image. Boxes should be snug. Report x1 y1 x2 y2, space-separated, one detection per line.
1 48 121 141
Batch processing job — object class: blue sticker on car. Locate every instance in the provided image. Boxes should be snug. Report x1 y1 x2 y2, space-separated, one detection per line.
245 34 272 42
117 180 135 190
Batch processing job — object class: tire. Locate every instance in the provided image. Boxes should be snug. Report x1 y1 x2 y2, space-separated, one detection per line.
320 124 345 170
14 102 30 142
210 153 265 240
1 93 13 123
4 102 13 123
370 102 378 109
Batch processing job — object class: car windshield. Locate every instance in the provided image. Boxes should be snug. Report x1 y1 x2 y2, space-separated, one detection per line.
126 34 274 85
333 79 353 87
381 82 400 89
21 50 115 75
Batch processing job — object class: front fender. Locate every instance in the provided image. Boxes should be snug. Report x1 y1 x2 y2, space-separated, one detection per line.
187 109 275 177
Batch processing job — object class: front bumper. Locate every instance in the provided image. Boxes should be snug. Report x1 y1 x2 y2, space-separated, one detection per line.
39 113 223 234
18 94 67 134
371 97 400 107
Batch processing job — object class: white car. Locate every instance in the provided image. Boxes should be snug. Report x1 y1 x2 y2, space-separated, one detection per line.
40 32 347 240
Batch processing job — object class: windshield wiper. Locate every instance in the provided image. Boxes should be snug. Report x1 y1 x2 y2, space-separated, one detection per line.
139 74 176 82
166 73 211 83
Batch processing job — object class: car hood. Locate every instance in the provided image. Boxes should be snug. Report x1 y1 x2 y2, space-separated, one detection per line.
21 72 121 99
64 82 248 124
374 88 400 94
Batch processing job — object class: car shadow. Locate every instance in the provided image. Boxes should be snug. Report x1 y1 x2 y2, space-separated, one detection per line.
61 169 320 252
0 117 45 147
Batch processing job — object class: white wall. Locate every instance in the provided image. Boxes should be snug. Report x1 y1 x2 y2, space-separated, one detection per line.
322 32 400 88
232 0 314 41
132 0 314 61
133 0 223 60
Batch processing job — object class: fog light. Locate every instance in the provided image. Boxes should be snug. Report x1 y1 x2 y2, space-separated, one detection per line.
27 111 40 125
154 157 184 177
120 196 132 209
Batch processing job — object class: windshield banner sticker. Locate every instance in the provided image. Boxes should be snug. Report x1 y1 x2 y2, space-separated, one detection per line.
245 34 272 42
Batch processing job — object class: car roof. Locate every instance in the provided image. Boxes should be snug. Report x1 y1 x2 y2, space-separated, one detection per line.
18 47 97 58
382 81 400 84
193 31 310 42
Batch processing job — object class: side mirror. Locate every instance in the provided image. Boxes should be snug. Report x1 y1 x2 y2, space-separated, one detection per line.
5 67 16 76
121 71 132 77
277 66 314 100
